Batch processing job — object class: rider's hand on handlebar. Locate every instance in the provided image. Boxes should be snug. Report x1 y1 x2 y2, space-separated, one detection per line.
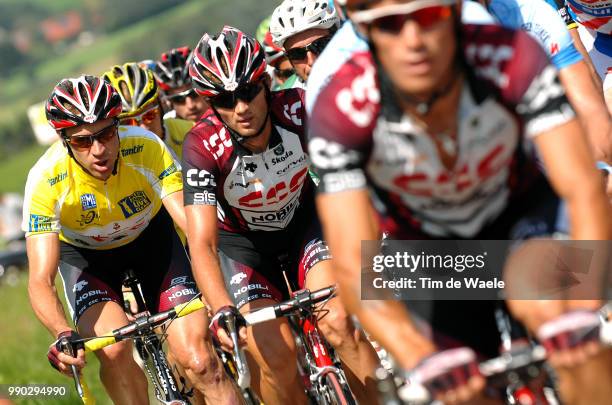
209 305 248 352
408 347 486 405
47 330 86 376
537 310 603 368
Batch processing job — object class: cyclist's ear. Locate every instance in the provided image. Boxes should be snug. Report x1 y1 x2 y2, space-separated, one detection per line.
263 73 272 89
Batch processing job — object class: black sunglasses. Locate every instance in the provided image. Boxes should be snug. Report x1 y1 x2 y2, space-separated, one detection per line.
209 81 265 109
64 120 118 151
166 89 199 104
286 36 332 62
274 67 295 80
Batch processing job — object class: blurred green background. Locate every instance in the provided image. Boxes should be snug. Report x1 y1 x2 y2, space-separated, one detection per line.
0 0 280 183
0 0 281 403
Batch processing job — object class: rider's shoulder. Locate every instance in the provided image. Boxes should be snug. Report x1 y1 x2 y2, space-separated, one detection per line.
27 140 70 186
117 125 169 160
462 24 552 96
188 108 224 140
270 87 307 130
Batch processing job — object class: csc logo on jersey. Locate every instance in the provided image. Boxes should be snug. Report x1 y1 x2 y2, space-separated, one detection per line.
283 101 303 126
309 137 360 170
465 43 514 88
336 60 380 128
203 127 232 160
237 167 309 208
186 168 217 188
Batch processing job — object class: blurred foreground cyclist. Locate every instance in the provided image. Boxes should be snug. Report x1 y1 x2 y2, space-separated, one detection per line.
308 0 612 404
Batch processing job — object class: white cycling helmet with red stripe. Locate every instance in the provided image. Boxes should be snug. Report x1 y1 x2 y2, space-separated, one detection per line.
189 26 267 98
45 75 122 131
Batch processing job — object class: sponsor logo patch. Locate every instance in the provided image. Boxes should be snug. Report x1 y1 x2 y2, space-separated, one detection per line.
230 272 247 285
158 162 178 180
29 214 53 232
121 144 144 157
47 171 67 186
118 191 151 218
186 168 216 187
80 193 97 211
72 280 89 293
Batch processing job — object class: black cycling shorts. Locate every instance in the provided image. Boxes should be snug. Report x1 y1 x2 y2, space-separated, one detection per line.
397 178 564 358
59 208 199 325
218 203 331 308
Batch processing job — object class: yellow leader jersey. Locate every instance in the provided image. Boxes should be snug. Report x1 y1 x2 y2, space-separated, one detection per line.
22 125 182 250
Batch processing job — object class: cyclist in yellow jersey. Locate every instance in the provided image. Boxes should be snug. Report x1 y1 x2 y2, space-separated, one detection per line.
24 75 241 404
103 62 194 160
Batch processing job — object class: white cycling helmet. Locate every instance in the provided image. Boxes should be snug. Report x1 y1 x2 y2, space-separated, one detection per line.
270 0 341 48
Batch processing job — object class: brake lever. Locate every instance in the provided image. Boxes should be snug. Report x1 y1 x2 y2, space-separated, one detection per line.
224 313 251 389
60 338 84 398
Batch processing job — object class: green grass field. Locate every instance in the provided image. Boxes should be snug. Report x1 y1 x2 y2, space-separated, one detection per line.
0 269 111 405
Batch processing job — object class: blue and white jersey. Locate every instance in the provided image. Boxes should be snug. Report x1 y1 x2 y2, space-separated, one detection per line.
487 0 583 69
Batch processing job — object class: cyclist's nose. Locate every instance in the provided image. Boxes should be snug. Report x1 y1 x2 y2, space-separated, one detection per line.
90 138 106 156
235 99 249 114
306 50 317 67
185 96 196 109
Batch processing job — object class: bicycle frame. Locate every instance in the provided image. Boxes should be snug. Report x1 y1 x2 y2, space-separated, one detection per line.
71 297 205 404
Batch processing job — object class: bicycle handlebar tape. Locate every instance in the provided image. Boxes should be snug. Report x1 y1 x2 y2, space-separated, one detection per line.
174 297 205 318
537 310 601 353
84 335 117 353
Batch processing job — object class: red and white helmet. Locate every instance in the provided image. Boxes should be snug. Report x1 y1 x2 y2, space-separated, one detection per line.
189 26 267 98
45 75 122 130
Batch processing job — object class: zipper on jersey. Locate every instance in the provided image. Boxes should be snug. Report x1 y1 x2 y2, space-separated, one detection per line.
103 180 111 215
261 153 270 170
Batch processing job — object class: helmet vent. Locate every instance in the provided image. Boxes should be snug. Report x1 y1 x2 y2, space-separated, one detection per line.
235 48 246 79
119 81 132 104
77 82 90 110
216 47 230 77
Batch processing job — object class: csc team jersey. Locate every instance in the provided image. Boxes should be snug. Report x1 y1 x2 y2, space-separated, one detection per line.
22 126 182 249
487 0 582 69
182 89 314 232
307 23 575 238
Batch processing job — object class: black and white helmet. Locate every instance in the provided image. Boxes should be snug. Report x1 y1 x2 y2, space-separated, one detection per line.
189 26 267 97
153 47 193 91
45 75 122 130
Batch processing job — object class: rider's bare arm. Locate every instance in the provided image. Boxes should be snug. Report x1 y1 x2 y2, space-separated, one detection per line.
533 118 612 239
560 61 612 163
162 190 187 233
185 204 233 313
26 233 71 336
567 28 604 92
316 189 436 369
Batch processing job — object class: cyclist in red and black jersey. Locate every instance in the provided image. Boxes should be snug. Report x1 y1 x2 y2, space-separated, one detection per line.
182 26 379 405
308 0 612 404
